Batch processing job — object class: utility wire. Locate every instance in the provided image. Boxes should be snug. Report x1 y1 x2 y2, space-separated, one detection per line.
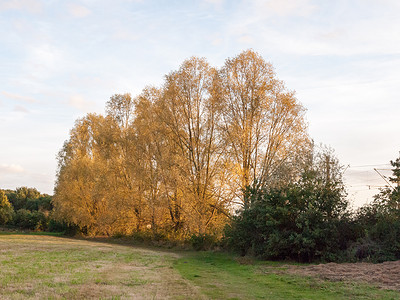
349 164 391 168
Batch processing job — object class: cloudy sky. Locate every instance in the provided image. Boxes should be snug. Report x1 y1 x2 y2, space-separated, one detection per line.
1 0 399 206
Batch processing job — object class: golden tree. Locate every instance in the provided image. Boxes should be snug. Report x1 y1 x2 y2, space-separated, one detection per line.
219 50 310 203
53 51 310 237
156 57 229 234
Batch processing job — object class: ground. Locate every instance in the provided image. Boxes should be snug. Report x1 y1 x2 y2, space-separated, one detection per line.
0 234 202 299
0 233 399 299
285 260 400 291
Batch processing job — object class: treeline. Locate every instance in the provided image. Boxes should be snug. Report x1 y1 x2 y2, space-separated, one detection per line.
0 187 70 232
53 50 310 237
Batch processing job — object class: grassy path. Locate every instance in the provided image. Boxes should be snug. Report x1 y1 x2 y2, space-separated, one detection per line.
174 252 400 299
0 234 399 299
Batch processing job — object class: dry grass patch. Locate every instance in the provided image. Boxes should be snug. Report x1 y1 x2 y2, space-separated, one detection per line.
0 234 202 299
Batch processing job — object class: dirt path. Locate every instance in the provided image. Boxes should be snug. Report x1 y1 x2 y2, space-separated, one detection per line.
285 260 400 291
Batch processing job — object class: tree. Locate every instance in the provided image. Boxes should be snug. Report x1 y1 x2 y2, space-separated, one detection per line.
7 187 41 210
219 50 310 203
53 51 311 238
53 114 127 235
133 87 172 233
157 57 229 234
373 154 400 211
0 190 13 225
353 153 400 262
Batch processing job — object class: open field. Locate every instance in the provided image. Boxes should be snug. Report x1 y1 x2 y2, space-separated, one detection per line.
0 234 399 299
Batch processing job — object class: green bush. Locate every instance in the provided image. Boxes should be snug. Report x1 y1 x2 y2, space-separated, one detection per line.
225 168 353 262
47 218 79 234
190 234 218 251
353 204 400 262
12 209 47 230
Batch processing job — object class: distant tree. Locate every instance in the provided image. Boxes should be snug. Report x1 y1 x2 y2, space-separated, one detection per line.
352 154 400 262
0 190 13 225
6 187 41 210
373 155 400 210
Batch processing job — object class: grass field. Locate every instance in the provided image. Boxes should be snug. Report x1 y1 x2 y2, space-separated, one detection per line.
0 233 399 299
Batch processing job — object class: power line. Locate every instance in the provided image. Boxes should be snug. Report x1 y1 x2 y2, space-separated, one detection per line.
374 168 395 190
349 164 391 168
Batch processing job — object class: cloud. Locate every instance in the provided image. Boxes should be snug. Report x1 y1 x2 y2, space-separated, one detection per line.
68 3 91 18
113 29 139 41
1 91 38 103
13 105 29 113
254 0 317 17
225 1 400 57
0 0 42 13
0 164 25 174
24 43 66 81
203 0 224 7
68 95 95 112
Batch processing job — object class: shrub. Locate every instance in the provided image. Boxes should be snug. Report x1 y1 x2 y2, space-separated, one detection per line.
12 209 47 230
47 218 79 234
225 167 352 262
190 234 218 251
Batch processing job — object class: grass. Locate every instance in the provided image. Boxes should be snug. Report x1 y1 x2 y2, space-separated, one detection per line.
0 229 65 236
0 234 200 299
174 252 400 299
0 233 399 299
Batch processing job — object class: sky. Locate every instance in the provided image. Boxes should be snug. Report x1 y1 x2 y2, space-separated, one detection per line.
0 0 399 207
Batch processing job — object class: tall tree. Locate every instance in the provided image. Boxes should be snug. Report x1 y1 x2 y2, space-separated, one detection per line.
158 57 229 234
219 50 310 202
53 114 126 235
133 87 171 232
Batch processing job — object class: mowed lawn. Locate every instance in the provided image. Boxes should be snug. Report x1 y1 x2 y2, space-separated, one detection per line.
0 234 399 299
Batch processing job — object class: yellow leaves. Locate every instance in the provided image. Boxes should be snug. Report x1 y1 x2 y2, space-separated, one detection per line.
0 190 12 209
53 50 310 237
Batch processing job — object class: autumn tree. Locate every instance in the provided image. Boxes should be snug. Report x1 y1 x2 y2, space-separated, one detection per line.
0 190 13 225
105 93 149 232
131 88 173 233
53 114 128 235
157 57 229 234
219 50 310 203
53 50 311 237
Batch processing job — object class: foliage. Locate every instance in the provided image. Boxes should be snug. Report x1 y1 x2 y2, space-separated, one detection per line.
53 50 309 237
11 209 47 230
0 190 13 225
47 219 79 235
6 187 41 211
225 147 352 262
351 157 400 262
189 233 218 251
345 154 400 262
220 50 310 201
0 187 63 233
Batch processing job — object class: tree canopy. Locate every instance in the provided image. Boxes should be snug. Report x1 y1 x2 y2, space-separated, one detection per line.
53 50 310 237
